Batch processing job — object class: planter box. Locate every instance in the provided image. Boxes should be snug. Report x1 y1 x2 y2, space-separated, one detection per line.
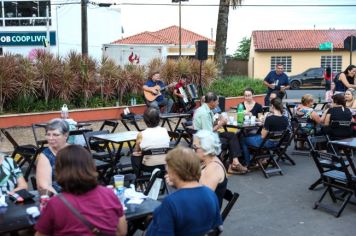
0 94 266 128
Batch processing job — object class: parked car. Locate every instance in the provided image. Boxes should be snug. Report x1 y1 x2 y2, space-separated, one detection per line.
289 67 325 90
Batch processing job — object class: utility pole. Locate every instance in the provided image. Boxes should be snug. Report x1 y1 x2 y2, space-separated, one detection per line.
81 0 88 58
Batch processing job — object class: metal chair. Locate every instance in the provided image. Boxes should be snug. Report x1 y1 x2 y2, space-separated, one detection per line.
99 120 119 133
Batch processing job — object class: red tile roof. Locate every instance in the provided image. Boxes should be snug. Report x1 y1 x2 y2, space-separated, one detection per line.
252 30 356 51
112 25 215 45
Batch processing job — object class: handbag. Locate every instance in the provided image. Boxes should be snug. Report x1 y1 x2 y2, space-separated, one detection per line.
58 194 107 236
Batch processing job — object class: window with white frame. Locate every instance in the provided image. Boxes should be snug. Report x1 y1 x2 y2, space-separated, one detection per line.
270 56 292 72
320 55 342 72
1 0 51 27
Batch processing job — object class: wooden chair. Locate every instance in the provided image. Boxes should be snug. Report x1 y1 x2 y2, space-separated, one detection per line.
0 128 38 169
274 129 295 165
99 120 119 133
311 150 356 217
248 130 287 178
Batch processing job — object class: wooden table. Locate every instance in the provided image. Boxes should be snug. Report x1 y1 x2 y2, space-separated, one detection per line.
159 113 191 132
329 138 356 175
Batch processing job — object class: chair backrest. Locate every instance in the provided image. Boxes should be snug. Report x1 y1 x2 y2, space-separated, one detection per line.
221 189 239 222
83 130 110 151
259 130 285 148
329 120 353 138
99 120 119 133
307 135 330 152
143 169 166 197
0 128 19 148
286 103 297 118
31 124 48 148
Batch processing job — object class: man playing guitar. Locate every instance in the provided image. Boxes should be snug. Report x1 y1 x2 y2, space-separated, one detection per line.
143 71 174 114
173 74 196 113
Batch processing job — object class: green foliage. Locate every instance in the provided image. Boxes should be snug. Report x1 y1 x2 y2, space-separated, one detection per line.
232 37 251 60
208 76 265 97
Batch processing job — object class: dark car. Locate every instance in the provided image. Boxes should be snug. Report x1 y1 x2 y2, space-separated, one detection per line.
289 67 325 90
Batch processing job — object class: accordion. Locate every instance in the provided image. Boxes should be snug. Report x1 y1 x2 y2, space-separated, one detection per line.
186 84 198 100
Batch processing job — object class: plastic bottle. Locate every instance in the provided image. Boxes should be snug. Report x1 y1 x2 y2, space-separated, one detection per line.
237 104 244 124
61 104 68 119
133 97 137 105
116 187 126 207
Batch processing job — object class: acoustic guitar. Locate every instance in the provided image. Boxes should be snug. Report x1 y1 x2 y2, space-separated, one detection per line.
144 82 177 102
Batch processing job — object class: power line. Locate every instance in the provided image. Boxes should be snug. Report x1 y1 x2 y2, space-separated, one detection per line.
101 3 356 7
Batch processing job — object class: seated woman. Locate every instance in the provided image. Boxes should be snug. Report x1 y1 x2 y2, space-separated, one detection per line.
193 130 227 208
295 94 322 133
146 147 222 236
238 88 263 118
131 107 170 175
323 93 353 139
241 98 289 167
36 118 69 194
35 145 127 236
344 88 356 109
0 153 28 195
334 64 356 92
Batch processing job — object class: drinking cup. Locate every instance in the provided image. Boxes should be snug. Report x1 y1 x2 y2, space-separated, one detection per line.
114 175 125 189
229 116 234 124
251 116 256 125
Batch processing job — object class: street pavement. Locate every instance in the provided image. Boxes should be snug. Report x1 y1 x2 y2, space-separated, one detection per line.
286 89 325 101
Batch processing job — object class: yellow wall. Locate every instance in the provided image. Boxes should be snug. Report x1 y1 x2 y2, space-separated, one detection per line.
249 50 356 79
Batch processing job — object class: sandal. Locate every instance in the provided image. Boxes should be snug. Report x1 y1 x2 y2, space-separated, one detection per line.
228 164 248 175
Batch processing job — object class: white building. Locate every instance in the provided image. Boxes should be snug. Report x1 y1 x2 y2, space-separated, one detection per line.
0 0 122 61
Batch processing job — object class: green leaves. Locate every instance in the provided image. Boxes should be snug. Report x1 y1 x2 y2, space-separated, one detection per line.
232 37 251 60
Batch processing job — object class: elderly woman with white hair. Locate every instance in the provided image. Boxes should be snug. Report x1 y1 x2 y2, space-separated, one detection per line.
193 130 227 208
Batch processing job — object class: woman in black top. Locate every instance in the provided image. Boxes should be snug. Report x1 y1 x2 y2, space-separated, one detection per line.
323 93 353 138
239 88 263 118
241 98 289 166
335 64 356 92
193 130 227 208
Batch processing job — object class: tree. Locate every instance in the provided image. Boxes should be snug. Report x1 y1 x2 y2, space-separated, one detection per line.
214 0 243 76
232 37 251 60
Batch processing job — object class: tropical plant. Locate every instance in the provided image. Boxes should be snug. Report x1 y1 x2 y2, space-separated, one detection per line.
161 59 178 85
146 58 163 79
215 0 243 76
34 49 62 104
0 54 19 113
80 56 98 107
15 56 41 100
232 37 251 60
100 56 121 102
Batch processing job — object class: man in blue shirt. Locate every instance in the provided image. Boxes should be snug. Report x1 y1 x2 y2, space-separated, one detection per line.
263 63 290 106
143 71 173 113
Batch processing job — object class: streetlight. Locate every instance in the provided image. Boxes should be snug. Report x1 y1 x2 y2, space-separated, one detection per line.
172 0 189 58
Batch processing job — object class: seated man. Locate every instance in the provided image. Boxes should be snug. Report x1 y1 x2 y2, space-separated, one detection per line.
143 71 174 114
193 92 248 174
173 74 196 113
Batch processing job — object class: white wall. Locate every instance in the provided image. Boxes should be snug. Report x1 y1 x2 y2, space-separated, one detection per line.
103 44 166 66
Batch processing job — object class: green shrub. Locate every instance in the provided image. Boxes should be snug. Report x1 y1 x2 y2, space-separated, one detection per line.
208 76 265 97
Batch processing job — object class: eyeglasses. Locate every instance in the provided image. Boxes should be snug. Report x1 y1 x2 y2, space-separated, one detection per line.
192 144 202 151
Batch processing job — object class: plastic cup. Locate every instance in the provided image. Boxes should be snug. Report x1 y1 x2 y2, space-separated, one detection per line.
114 175 124 189
229 116 234 124
251 116 256 125
244 115 250 122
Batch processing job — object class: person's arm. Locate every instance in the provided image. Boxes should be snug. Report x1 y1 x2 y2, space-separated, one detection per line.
36 154 57 194
320 108 329 123
352 101 356 109
339 73 356 89
263 80 275 89
11 176 28 194
200 164 222 191
173 88 183 98
261 128 268 139
311 111 321 124
324 114 331 126
116 215 127 236
133 132 142 155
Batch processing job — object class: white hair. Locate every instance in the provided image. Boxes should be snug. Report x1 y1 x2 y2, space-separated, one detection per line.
194 130 221 156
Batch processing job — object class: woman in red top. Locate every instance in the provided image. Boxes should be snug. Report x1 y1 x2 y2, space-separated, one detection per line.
324 66 332 91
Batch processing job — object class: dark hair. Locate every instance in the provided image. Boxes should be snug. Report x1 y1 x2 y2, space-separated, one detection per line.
276 63 284 67
181 74 188 79
204 92 218 103
143 107 160 128
343 65 356 76
55 145 98 195
326 66 332 77
333 93 346 107
244 87 255 95
150 71 160 79
270 98 284 113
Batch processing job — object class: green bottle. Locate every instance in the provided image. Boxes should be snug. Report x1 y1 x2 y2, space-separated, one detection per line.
237 104 244 124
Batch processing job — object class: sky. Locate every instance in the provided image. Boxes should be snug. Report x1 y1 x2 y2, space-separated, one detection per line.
115 0 356 54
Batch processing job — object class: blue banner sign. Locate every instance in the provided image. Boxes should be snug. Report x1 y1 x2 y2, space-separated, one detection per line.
0 31 56 46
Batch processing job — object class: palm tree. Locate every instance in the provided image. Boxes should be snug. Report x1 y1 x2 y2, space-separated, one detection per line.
214 0 243 76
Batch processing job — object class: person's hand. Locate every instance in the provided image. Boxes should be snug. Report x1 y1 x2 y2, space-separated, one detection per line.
165 174 174 186
244 111 252 116
270 83 276 89
132 151 142 156
280 86 286 92
218 118 227 126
